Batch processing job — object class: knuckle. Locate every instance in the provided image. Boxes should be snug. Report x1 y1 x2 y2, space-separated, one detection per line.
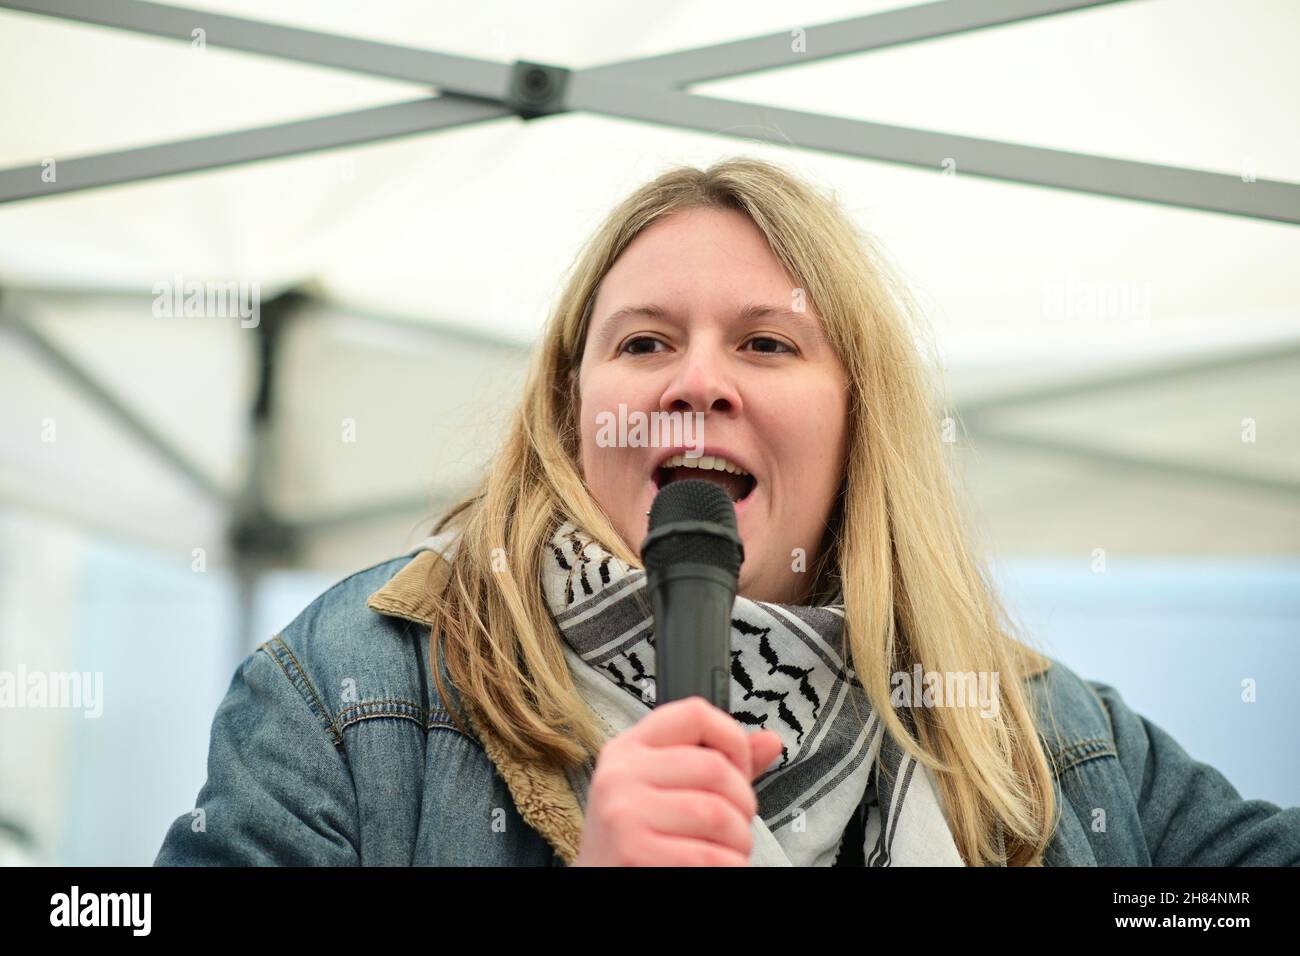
601 795 637 832
613 832 648 867
688 696 714 718
704 748 732 779
700 794 735 832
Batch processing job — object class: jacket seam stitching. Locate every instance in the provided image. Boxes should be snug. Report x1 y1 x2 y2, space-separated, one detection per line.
1083 682 1118 741
262 636 346 749
1057 736 1118 773
426 719 482 747
334 711 481 746
336 697 426 722
338 709 426 733
330 696 480 746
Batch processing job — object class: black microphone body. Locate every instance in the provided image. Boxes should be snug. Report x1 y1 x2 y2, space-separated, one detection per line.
641 480 745 710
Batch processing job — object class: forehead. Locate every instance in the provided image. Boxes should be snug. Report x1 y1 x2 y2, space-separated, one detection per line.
592 207 806 319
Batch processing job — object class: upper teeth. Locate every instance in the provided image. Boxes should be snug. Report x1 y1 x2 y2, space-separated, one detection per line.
661 454 749 476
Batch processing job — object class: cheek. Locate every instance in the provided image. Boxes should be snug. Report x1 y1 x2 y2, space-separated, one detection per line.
761 381 846 457
577 403 609 495
575 370 604 467
576 376 636 495
813 391 850 485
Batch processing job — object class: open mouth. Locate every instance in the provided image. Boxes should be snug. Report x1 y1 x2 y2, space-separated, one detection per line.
653 453 757 504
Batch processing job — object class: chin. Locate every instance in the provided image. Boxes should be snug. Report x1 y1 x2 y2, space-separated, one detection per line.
737 565 760 598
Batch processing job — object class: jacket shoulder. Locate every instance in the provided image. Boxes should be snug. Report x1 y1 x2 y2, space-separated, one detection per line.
1023 656 1119 773
1029 658 1300 865
268 553 452 738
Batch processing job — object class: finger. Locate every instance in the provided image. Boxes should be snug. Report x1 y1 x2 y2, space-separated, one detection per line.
748 730 784 781
630 744 758 817
631 697 752 777
636 788 755 854
638 833 751 867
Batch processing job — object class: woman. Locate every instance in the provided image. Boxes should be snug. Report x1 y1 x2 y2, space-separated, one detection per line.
156 157 1299 867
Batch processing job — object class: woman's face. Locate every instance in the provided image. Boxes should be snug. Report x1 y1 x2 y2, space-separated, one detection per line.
574 206 849 604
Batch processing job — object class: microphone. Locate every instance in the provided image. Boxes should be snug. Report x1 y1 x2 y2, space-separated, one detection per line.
641 479 745 710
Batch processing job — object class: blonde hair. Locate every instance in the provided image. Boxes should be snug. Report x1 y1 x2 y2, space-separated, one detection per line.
427 156 1057 866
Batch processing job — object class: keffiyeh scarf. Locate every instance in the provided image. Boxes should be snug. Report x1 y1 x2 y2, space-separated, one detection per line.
533 520 970 867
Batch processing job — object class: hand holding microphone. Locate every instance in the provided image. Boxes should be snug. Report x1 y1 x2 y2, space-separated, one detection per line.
574 479 781 867
573 696 782 866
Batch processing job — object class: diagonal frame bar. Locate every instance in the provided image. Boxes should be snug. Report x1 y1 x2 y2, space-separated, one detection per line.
582 0 1132 87
0 0 1296 225
562 75 1300 225
0 302 233 506
0 96 511 202
958 338 1300 417
0 0 512 94
967 426 1300 500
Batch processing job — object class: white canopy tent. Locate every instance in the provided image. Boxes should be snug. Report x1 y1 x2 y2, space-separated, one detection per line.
1 0 1297 602
1 0 1299 866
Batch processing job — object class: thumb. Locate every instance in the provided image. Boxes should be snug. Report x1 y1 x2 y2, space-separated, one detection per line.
747 730 783 781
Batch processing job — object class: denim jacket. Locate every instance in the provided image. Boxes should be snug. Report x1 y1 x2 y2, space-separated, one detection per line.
155 550 1300 866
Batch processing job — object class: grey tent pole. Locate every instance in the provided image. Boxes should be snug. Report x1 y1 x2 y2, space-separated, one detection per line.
951 338 1300 502
305 295 533 356
581 0 1130 86
966 428 1300 501
224 291 301 660
0 0 512 93
560 76 1300 225
0 0 1122 90
0 283 536 354
231 563 258 670
1 284 522 544
0 300 232 507
2 0 1297 223
960 338 1300 417
0 97 511 203
955 339 1300 500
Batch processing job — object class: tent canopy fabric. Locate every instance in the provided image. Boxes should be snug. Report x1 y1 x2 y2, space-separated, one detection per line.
1 0 1297 574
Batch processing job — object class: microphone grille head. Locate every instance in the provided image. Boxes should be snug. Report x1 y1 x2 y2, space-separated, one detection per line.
643 479 742 576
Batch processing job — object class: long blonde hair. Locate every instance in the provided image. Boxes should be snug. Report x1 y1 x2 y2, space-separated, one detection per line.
427 156 1057 866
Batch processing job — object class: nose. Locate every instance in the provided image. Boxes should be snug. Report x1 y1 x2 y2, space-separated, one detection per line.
658 343 743 417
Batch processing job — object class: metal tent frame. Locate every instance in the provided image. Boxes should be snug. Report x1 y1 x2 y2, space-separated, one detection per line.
2 0 1297 654
1 0 1298 222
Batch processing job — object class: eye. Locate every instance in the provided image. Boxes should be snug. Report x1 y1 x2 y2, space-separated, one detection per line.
746 336 795 354
619 336 665 355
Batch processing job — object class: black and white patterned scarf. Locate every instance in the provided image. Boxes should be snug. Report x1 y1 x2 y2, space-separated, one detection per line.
532 520 971 867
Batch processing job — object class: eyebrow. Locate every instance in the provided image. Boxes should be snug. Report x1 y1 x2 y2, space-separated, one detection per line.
593 302 822 345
